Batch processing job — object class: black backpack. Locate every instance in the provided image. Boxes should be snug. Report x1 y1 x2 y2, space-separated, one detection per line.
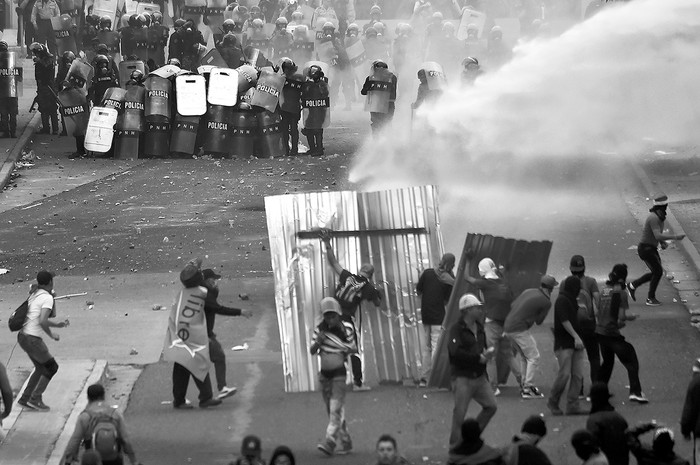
8 300 29 332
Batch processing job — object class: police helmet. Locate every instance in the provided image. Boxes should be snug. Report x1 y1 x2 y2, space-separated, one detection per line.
373 59 388 70
223 18 236 32
442 22 455 35
128 14 140 27
275 16 288 28
490 26 502 39
29 42 47 55
152 12 163 25
364 26 377 38
466 23 478 36
0 41 8 52
174 18 186 29
373 22 385 35
307 64 324 81
346 23 359 35
322 21 335 31
120 14 132 28
95 43 109 55
140 13 151 28
233 5 248 19
291 10 303 21
167 57 181 67
62 50 76 62
223 32 238 46
250 5 261 16
293 24 308 38
432 11 443 22
278 57 297 74
252 18 264 29
99 15 112 30
86 14 100 25
462 56 479 69
95 54 109 67
369 5 382 16
130 69 144 82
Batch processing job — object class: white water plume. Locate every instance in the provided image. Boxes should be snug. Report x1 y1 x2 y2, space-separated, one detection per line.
350 0 700 186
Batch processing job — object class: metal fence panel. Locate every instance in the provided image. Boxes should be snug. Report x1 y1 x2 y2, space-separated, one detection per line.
429 233 553 389
265 186 444 393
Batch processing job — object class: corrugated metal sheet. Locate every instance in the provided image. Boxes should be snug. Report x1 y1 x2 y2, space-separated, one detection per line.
429 233 553 389
265 186 444 393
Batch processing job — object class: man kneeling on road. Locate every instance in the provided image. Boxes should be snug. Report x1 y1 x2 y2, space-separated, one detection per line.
62 383 141 465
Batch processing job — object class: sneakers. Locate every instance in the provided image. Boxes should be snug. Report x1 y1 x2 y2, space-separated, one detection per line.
645 298 662 307
173 402 194 410
418 378 428 388
493 387 501 397
199 398 223 408
547 401 563 416
17 399 32 409
521 386 545 399
629 393 649 404
317 441 335 456
26 400 50 411
217 386 238 400
353 384 371 392
627 283 636 301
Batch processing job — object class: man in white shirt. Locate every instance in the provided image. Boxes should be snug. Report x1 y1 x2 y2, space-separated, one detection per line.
17 270 68 411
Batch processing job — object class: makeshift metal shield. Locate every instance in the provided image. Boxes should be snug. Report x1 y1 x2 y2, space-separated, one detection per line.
85 106 118 153
207 67 238 106
175 74 207 116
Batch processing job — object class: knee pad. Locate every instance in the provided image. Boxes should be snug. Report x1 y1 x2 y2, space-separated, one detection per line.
43 358 59 378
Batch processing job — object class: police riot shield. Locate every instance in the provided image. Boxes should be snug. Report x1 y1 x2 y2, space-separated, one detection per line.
97 30 121 63
136 2 160 14
246 37 270 55
170 113 200 156
270 32 293 60
0 52 23 98
205 0 227 36
302 60 329 80
236 64 258 95
114 85 145 159
202 104 233 155
100 86 127 112
230 108 257 158
290 41 314 67
257 109 284 158
175 74 207 116
457 8 486 41
200 48 228 68
67 59 94 94
143 119 170 158
92 0 119 29
315 36 338 67
144 74 172 119
363 68 392 114
119 60 145 89
279 73 303 114
150 65 180 79
58 88 90 136
85 107 118 153
345 35 366 87
301 82 330 129
51 15 78 56
208 67 237 106
250 69 284 113
421 62 447 91
133 27 150 62
183 0 207 21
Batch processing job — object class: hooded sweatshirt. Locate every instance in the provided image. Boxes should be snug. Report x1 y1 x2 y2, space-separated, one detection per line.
472 258 513 323
553 276 582 351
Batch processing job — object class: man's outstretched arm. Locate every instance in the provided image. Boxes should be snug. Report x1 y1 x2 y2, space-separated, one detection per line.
322 234 344 275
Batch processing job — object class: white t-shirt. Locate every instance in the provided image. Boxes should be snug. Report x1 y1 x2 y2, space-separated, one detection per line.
22 289 54 338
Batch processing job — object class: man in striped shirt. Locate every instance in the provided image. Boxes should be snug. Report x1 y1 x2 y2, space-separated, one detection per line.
311 297 358 456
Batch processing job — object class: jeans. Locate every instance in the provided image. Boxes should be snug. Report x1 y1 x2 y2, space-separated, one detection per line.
320 373 351 448
421 324 442 380
342 314 364 386
598 334 642 395
172 362 214 406
209 336 227 391
549 348 585 410
18 332 59 403
485 320 521 387
504 330 540 388
581 329 600 385
449 375 497 448
632 243 663 300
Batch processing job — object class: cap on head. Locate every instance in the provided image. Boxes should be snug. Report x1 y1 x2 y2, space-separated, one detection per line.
540 274 558 289
521 414 547 437
202 269 222 280
241 435 262 456
653 193 668 207
320 297 342 316
359 263 375 276
458 293 482 310
37 270 55 285
569 255 585 272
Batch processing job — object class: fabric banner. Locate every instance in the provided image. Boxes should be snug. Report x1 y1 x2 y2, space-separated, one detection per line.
163 286 211 381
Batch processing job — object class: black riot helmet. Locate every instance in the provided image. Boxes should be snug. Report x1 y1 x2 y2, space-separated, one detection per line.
0 41 8 52
167 57 181 67
95 54 110 74
99 15 112 30
129 69 144 83
223 32 238 46
151 11 163 25
462 56 479 70
128 14 140 27
95 43 109 55
372 59 388 70
222 18 236 33
275 16 288 29
86 13 100 26
278 57 297 75
307 64 324 82
174 18 186 29
62 50 76 63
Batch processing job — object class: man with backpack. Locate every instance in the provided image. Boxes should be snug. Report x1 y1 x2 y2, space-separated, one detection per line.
62 383 141 465
569 255 601 393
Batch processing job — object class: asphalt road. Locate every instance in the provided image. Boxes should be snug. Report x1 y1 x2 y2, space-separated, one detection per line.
1 110 699 465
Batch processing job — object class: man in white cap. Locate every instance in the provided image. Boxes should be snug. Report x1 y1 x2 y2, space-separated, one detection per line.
447 293 497 449
627 194 685 306
681 358 700 463
504 275 559 399
311 297 358 456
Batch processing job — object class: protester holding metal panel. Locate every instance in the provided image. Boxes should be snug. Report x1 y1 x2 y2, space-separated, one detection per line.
0 41 22 138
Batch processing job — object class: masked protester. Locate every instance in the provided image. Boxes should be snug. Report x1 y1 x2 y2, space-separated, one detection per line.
30 42 60 136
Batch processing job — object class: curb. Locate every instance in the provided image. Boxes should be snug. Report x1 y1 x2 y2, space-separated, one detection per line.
45 359 108 465
0 111 41 192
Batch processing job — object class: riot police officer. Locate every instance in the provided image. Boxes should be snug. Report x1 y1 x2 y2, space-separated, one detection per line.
279 57 303 156
300 64 329 156
168 19 205 71
461 56 482 85
219 32 246 68
30 42 59 135
88 54 118 107
270 16 293 60
360 59 397 135
0 41 22 137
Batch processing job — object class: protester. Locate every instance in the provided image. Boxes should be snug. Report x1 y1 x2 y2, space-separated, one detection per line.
596 264 647 403
416 252 455 386
163 260 221 409
571 429 609 465
62 383 141 465
269 445 295 465
448 418 503 465
374 434 412 465
311 297 357 456
17 270 69 411
465 257 520 395
230 435 265 465
321 231 381 391
547 275 587 416
0 361 12 426
501 415 553 465
448 293 497 448
586 382 630 465
627 422 690 465
680 358 700 465
504 275 557 399
569 255 601 392
202 268 252 400
627 194 685 306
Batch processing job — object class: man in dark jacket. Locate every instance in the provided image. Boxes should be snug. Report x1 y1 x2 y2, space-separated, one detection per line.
448 293 497 449
586 382 630 465
416 252 455 387
681 358 700 465
202 268 252 400
448 418 502 465
501 415 553 465
548 275 587 416
627 422 690 465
